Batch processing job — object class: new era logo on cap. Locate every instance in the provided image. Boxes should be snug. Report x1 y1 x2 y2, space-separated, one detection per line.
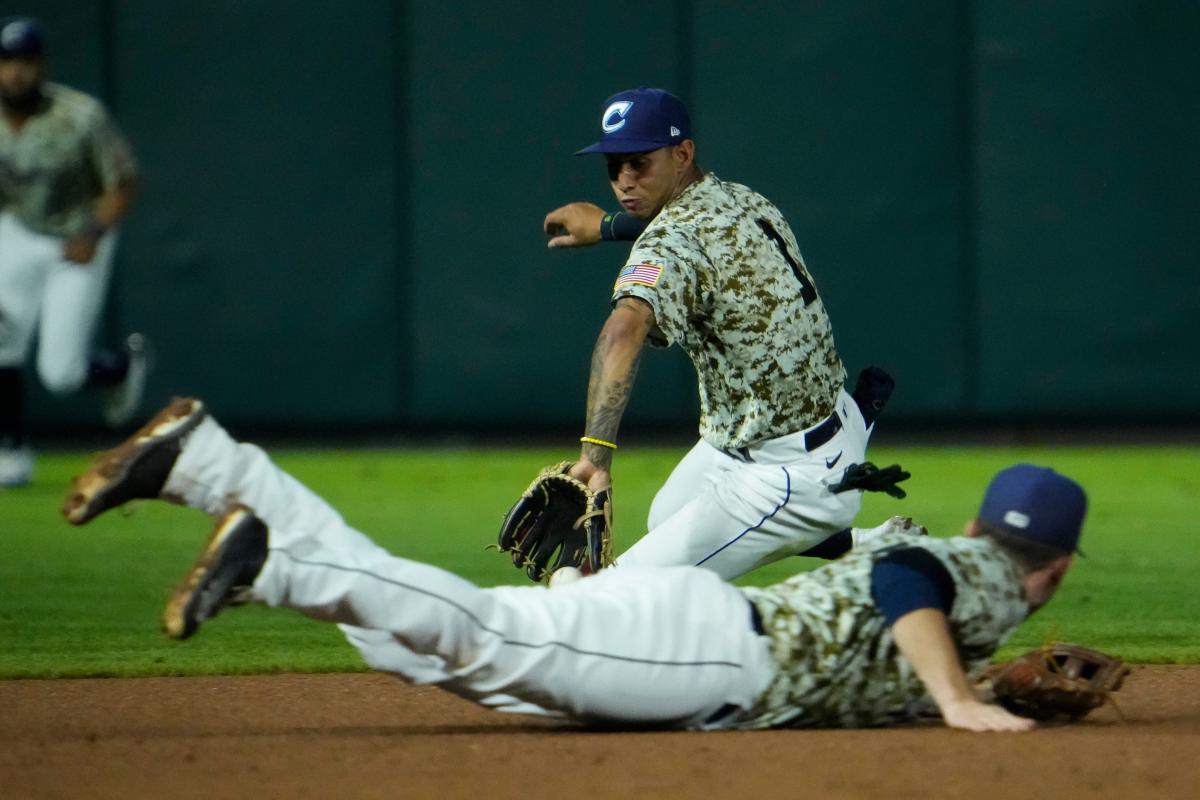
576 87 692 155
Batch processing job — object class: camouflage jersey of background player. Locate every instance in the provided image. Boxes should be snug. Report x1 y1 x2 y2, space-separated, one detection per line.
736 532 1029 729
0 82 136 236
614 173 844 449
0 24 145 489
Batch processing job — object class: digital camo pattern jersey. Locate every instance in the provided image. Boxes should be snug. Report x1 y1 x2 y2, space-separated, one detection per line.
0 82 137 237
611 174 844 450
737 534 1030 729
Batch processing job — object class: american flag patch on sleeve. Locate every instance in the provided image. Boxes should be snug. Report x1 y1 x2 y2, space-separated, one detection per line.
614 263 663 289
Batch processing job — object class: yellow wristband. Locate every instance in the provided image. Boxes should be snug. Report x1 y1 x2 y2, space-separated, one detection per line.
580 436 618 450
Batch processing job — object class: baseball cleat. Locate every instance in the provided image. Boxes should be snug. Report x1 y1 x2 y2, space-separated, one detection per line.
850 515 929 549
62 396 206 525
163 505 268 640
0 445 34 488
104 333 154 428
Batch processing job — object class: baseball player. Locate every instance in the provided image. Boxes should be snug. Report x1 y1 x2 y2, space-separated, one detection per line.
0 16 146 488
543 87 886 577
65 397 1087 733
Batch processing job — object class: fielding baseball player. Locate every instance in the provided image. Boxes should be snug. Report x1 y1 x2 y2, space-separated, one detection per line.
0 17 146 488
543 87 891 577
65 397 1088 733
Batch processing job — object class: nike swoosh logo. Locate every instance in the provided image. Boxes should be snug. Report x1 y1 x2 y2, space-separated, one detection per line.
825 451 843 469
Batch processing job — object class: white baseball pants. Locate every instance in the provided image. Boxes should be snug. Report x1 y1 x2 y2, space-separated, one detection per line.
162 415 775 728
0 212 117 391
618 387 870 578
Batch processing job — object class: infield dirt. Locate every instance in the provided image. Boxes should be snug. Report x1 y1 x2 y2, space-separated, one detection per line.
2 666 1198 799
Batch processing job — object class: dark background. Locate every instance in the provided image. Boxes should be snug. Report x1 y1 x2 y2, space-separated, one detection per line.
18 0 1200 436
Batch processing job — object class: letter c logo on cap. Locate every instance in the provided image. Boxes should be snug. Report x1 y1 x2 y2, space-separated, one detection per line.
602 101 634 133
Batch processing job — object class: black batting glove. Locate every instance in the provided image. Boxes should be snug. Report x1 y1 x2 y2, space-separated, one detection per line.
829 461 911 499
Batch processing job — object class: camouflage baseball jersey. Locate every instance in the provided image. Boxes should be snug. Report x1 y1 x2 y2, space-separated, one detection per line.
611 174 844 450
0 82 137 237
735 533 1030 729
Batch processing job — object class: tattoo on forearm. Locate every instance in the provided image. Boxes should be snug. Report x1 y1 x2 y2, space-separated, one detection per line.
582 332 642 471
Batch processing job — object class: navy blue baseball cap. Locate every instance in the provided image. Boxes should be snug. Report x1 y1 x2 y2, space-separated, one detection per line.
979 464 1087 554
0 17 45 58
575 87 692 155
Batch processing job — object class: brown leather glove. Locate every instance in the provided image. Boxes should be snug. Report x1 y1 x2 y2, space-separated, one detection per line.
980 643 1130 721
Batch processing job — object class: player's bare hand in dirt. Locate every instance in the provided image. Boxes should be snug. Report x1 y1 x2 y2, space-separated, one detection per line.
62 233 100 264
941 699 1036 732
544 202 605 248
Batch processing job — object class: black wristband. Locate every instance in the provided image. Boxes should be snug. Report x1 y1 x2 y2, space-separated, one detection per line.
599 211 648 242
79 220 108 240
599 212 618 241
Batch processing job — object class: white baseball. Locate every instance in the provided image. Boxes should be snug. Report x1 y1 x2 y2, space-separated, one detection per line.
548 566 583 588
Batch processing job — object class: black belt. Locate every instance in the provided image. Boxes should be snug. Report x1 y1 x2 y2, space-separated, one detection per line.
802 410 842 451
721 409 843 464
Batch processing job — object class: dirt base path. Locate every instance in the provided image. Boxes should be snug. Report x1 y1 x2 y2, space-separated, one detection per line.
2 666 1198 799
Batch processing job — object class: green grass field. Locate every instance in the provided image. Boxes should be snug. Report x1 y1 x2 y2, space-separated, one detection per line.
2 444 1197 679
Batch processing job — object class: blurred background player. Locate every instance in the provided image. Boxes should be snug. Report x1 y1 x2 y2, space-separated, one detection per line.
544 87 882 577
0 16 146 488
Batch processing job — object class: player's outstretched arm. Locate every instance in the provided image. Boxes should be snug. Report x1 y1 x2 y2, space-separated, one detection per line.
569 297 654 491
891 608 1036 733
545 202 606 248
544 203 649 248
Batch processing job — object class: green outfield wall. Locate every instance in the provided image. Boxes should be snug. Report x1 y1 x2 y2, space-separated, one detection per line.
21 1 1199 430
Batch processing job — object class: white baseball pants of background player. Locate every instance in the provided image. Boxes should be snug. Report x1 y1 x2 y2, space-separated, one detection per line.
617 387 870 578
163 415 776 728
0 212 117 392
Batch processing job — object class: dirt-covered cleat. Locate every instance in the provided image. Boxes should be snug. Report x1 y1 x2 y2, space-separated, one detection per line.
62 397 206 525
850 515 929 548
163 505 268 640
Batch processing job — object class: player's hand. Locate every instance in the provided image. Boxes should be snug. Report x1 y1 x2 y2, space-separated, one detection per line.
568 459 612 492
63 233 100 265
544 202 605 248
940 698 1037 732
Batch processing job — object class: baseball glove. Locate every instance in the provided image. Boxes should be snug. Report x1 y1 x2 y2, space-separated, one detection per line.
980 642 1130 721
497 462 613 583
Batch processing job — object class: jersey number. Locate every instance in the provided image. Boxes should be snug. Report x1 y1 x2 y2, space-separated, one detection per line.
757 218 817 307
